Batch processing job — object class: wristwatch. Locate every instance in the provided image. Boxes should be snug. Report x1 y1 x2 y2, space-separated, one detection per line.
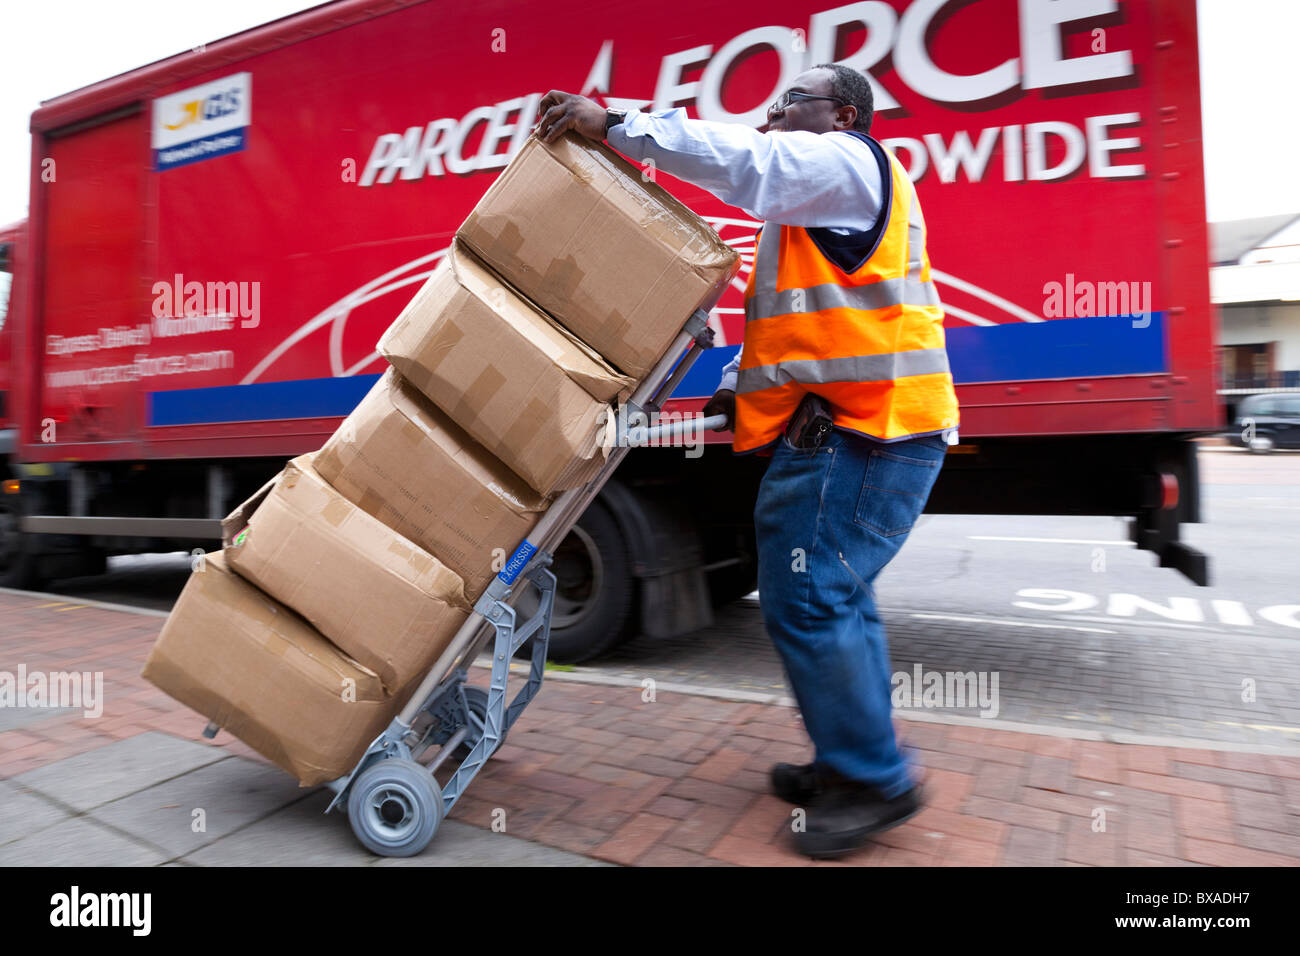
604 109 628 135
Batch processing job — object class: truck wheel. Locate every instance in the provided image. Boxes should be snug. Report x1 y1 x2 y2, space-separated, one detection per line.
523 499 636 664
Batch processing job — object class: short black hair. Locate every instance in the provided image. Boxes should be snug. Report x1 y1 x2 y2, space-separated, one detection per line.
813 63 874 135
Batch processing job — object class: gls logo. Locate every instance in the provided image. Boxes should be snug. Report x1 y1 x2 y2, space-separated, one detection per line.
202 88 241 120
163 88 242 131
152 72 251 172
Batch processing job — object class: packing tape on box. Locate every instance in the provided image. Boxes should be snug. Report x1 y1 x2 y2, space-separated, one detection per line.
406 362 437 401
497 221 526 256
265 631 292 660
232 581 276 627
599 308 633 350
386 538 433 576
389 318 456 400
449 365 508 434
398 416 428 454
501 396 551 460
356 487 390 523
313 447 339 484
321 497 350 529
468 484 511 521
425 318 465 370
541 255 584 304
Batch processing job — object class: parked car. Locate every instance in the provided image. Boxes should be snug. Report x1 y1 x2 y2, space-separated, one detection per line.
1230 393 1300 451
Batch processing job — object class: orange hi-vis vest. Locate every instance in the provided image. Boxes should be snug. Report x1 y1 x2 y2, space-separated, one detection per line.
733 132 959 453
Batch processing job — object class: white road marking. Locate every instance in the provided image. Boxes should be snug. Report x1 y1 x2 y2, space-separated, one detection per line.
908 612 1116 633
967 536 1135 546
1059 614 1206 631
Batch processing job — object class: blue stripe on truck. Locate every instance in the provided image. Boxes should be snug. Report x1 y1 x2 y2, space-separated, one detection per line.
146 313 1166 425
671 312 1168 397
944 312 1168 384
148 373 381 426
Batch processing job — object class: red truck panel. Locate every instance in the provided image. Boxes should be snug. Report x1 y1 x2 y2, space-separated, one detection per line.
39 113 148 444
15 0 1219 463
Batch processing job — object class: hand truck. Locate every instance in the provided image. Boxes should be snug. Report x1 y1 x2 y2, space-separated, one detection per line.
323 305 725 857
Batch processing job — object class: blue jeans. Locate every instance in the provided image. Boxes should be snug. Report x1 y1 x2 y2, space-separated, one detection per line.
754 427 947 799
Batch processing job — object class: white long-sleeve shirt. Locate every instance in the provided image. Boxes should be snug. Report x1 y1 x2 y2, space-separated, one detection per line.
606 108 884 394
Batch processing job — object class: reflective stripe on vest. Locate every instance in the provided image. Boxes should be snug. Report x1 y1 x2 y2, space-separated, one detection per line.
739 348 951 392
733 138 959 452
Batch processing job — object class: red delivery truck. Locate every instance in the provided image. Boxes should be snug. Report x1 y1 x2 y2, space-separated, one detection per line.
1 0 1219 660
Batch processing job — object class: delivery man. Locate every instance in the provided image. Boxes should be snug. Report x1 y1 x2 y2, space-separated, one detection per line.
535 63 959 858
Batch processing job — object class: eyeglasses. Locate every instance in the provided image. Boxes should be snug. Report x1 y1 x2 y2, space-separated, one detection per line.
769 89 849 113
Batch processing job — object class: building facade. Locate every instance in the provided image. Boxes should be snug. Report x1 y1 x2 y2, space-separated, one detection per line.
1211 214 1300 421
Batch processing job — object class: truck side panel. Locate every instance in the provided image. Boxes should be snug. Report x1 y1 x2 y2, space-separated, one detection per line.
38 110 149 449
18 0 1217 465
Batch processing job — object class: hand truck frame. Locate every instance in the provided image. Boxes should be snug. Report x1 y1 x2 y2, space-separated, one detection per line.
324 304 724 857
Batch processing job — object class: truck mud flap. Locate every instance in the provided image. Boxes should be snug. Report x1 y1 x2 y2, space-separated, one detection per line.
598 481 713 639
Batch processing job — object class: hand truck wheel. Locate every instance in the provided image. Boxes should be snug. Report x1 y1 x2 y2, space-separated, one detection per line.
347 757 443 857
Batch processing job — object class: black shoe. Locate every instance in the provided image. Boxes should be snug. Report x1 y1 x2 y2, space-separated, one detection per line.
770 762 825 805
794 782 925 859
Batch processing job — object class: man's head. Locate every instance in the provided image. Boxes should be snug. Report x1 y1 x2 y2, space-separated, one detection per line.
766 64 874 136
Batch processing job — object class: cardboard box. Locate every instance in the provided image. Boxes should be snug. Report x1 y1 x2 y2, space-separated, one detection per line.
377 242 634 495
315 368 549 600
141 552 395 787
223 453 471 695
457 131 739 378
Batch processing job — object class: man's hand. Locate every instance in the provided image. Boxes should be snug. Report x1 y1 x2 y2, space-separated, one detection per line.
535 91 607 144
702 389 736 432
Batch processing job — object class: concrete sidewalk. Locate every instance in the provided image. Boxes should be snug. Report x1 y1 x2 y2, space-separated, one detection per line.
1 588 1297 866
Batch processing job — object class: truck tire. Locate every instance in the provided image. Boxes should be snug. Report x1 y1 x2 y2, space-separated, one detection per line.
525 499 636 664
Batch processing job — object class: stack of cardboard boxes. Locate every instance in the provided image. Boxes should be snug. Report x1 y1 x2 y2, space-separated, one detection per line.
143 132 739 787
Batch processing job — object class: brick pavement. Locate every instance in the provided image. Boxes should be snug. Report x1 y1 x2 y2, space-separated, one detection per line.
2 589 1298 866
